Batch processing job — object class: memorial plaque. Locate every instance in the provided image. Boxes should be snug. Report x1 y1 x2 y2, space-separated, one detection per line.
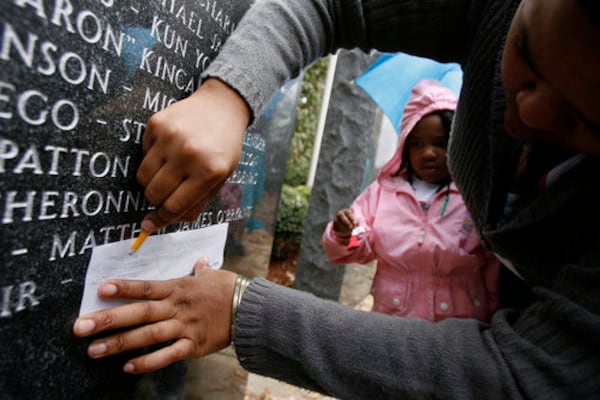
0 1 300 398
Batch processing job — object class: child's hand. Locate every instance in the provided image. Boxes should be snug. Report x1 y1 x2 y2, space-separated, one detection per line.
332 209 358 238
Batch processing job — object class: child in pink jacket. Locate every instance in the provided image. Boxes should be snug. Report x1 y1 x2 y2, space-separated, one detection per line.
322 79 500 322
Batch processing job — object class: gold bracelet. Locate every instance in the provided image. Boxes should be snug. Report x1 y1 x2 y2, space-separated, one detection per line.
231 274 252 342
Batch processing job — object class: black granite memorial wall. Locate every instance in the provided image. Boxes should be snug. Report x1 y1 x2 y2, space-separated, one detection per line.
0 1 299 398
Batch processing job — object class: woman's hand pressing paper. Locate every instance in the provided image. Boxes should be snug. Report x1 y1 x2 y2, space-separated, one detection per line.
73 257 237 374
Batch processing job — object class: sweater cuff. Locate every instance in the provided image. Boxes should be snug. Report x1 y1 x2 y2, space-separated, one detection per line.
201 61 264 125
231 278 272 370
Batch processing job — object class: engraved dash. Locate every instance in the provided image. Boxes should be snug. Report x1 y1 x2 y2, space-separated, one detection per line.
96 119 107 125
61 279 73 285
130 6 139 13
11 248 28 256
122 86 133 91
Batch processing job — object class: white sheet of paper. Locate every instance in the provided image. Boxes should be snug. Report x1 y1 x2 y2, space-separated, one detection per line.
79 223 229 316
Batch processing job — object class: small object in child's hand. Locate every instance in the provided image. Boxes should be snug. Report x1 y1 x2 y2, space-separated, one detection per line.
347 226 365 250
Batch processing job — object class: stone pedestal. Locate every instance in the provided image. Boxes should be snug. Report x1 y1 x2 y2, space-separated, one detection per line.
294 50 379 300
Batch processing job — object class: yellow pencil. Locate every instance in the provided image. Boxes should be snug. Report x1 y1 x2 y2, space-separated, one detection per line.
130 230 149 254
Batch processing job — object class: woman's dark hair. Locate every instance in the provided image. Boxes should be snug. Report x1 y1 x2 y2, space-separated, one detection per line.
399 109 454 182
579 0 600 27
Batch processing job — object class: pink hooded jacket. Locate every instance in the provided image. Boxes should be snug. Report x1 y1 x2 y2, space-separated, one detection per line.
322 79 500 322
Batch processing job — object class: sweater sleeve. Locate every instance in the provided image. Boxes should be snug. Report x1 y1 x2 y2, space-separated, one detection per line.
234 278 523 399
201 0 474 118
234 278 600 399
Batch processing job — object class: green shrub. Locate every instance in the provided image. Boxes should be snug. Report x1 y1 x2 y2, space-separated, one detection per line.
284 58 329 186
272 184 311 259
271 57 327 260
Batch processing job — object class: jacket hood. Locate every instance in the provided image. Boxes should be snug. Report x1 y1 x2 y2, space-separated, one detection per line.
378 79 458 186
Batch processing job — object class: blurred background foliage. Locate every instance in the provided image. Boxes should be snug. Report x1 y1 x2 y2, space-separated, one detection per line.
284 58 329 186
271 57 329 259
271 184 312 259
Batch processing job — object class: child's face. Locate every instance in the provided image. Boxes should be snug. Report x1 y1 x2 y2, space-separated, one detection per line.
407 114 450 184
502 0 600 155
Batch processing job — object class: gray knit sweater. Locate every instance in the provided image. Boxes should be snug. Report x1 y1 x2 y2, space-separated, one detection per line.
202 0 600 398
